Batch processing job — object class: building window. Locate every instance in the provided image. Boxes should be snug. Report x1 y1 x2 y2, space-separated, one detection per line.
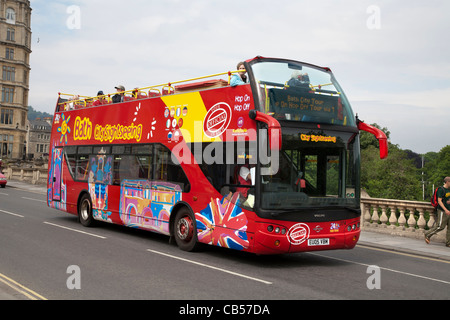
1 109 13 124
6 28 15 41
3 66 15 81
2 87 14 103
6 48 14 60
0 135 13 158
6 8 16 24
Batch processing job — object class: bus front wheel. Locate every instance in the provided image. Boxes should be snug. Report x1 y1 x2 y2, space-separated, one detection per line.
173 208 199 252
79 193 95 227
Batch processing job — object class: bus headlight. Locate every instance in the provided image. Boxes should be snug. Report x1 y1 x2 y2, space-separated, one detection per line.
267 225 286 234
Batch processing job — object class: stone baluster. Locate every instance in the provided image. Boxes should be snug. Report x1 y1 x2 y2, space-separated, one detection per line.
371 205 380 224
388 205 398 227
380 206 388 225
397 207 407 228
417 208 427 230
407 208 417 228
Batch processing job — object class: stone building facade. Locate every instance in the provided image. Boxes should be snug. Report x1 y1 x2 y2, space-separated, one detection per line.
26 117 51 160
0 0 31 160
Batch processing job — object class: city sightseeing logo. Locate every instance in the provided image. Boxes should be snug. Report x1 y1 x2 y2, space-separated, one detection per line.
203 102 232 138
72 116 143 143
287 223 310 245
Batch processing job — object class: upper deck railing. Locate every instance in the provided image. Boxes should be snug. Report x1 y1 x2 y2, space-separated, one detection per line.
56 69 244 112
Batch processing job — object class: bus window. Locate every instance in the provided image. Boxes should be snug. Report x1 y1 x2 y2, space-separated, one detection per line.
326 155 340 196
137 155 152 179
113 155 144 182
111 144 152 184
75 146 91 181
250 60 356 126
76 154 90 181
112 145 131 155
64 146 77 178
93 146 110 155
304 155 318 191
132 144 152 155
193 142 255 210
154 144 190 192
260 128 359 210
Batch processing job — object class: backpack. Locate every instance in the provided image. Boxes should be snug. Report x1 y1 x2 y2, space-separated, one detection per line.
431 186 443 208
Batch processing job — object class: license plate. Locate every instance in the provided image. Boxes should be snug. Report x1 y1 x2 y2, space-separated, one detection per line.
308 238 329 246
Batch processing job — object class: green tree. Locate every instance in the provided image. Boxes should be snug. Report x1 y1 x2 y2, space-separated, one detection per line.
360 124 422 200
425 145 450 193
27 106 52 121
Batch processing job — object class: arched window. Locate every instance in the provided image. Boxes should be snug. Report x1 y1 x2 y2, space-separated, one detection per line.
6 8 16 24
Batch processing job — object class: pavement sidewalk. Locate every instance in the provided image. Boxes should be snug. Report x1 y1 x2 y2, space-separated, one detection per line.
1 179 449 300
3 179 47 195
359 229 450 261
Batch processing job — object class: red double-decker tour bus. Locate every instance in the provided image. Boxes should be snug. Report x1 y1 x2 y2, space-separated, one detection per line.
47 56 387 254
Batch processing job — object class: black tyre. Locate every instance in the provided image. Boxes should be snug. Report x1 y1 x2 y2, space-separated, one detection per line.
78 193 95 227
173 207 200 252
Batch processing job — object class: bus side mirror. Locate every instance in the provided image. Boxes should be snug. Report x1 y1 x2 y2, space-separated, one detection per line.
357 119 388 159
249 110 282 151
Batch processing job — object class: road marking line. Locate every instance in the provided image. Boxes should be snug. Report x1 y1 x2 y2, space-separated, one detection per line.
308 252 450 285
357 244 450 264
0 209 24 218
22 197 46 203
0 273 47 300
43 221 106 239
147 249 273 285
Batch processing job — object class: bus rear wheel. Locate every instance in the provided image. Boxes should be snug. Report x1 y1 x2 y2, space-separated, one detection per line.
79 193 95 227
173 208 199 252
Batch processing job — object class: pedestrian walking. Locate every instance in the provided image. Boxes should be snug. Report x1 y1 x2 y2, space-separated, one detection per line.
425 176 450 247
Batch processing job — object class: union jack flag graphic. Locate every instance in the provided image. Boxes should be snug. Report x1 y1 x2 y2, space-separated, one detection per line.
195 192 249 251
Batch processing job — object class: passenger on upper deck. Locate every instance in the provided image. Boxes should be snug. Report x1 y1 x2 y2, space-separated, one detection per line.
287 70 310 89
230 62 247 87
93 91 106 106
112 85 125 103
65 95 80 110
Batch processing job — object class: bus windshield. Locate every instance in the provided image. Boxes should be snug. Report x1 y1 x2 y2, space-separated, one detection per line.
250 60 356 127
260 127 360 211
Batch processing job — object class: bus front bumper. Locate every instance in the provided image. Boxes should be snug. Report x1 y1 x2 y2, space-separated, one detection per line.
253 219 360 255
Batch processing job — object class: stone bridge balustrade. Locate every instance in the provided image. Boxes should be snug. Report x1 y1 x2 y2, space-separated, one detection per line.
3 166 48 185
361 197 445 243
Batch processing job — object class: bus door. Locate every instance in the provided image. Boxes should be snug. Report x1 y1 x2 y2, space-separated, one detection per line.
51 147 63 201
301 151 341 197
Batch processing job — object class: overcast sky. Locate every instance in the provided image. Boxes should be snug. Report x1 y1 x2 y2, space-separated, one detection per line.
28 0 450 154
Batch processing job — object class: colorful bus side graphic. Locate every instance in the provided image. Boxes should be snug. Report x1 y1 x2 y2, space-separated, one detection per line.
119 180 182 235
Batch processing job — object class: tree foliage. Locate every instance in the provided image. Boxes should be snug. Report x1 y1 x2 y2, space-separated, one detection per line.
360 123 448 201
27 106 52 121
424 145 450 192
